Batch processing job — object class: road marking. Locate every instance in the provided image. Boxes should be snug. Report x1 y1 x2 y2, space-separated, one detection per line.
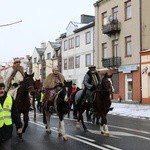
109 125 150 135
29 114 150 141
29 121 122 150
103 144 122 150
75 135 96 143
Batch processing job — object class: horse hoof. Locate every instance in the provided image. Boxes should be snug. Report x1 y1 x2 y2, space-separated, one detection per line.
63 136 68 141
58 133 61 137
104 132 109 136
101 131 104 135
46 130 51 134
84 129 88 132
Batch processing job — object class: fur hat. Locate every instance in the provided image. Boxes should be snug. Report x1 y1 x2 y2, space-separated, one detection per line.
0 83 5 88
13 58 21 64
88 65 96 70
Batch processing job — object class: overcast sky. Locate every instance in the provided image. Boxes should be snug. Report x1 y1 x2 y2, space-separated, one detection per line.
0 0 96 63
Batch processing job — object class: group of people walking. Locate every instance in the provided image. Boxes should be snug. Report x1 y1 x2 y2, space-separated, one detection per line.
0 56 112 150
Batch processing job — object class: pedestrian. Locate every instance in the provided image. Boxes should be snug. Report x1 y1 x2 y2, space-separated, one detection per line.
0 82 22 150
5 58 25 92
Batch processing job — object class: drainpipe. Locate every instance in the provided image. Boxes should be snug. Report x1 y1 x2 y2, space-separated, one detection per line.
139 0 142 103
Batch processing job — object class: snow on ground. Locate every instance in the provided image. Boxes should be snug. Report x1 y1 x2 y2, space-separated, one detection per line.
109 102 150 120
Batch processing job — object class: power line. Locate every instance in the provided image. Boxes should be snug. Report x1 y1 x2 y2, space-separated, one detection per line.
0 20 22 27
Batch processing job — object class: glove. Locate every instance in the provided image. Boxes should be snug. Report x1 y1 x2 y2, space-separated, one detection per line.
91 85 96 91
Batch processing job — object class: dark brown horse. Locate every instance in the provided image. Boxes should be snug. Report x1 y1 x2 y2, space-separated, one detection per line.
93 73 114 135
15 72 35 134
75 73 114 135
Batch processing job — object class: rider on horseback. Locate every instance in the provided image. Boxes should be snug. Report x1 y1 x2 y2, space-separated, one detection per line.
43 66 65 113
5 58 25 94
82 65 101 112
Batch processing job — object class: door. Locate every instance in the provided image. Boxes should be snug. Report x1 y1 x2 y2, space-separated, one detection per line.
125 73 132 101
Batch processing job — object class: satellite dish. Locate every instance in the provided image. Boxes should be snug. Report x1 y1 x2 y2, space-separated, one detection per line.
108 15 114 23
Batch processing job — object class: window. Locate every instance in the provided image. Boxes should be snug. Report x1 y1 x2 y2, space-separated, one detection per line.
112 6 118 19
85 54 91 67
125 0 131 20
75 35 80 47
34 57 37 63
47 52 51 59
68 57 74 69
69 37 74 49
75 56 80 68
64 40 68 51
125 36 132 57
64 59 67 70
102 11 107 25
86 31 91 44
102 43 107 58
112 39 119 57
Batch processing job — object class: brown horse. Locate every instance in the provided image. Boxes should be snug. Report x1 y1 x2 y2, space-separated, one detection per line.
31 79 43 120
75 73 114 135
15 72 35 135
93 72 114 135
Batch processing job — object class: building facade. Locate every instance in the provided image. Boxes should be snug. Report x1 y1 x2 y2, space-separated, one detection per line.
61 15 95 88
94 0 150 103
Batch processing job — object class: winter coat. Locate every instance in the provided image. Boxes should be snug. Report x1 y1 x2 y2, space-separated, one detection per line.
44 72 65 89
0 92 22 143
83 70 101 96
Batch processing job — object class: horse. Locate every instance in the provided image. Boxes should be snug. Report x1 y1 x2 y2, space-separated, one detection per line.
15 72 35 135
31 79 43 120
93 72 114 135
42 80 72 141
75 73 114 134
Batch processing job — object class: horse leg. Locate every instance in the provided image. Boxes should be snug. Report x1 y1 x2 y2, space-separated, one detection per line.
45 111 51 134
100 114 109 136
43 109 47 125
22 112 29 133
32 98 36 120
76 105 87 132
58 115 68 141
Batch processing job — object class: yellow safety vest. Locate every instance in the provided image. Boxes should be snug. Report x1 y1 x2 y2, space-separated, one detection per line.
40 93 44 103
0 95 13 128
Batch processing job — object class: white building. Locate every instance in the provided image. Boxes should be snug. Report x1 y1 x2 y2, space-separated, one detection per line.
61 15 95 88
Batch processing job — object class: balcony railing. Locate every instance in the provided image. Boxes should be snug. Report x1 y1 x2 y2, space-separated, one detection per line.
102 57 121 68
102 20 121 35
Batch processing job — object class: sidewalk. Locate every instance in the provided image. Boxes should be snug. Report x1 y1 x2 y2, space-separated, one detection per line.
109 101 150 120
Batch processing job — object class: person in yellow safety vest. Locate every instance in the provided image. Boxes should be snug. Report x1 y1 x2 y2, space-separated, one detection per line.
0 82 22 150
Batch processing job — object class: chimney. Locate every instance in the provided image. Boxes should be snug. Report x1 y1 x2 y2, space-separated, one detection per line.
41 42 46 48
81 14 95 24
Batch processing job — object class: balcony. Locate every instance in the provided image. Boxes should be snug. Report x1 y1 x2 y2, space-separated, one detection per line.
102 19 121 35
102 57 121 68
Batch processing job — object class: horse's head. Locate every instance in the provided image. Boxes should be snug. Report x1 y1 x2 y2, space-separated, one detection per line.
101 73 114 93
23 72 35 96
64 80 72 97
34 79 42 90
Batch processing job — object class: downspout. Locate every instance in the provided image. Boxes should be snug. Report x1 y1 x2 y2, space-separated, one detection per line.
139 0 142 103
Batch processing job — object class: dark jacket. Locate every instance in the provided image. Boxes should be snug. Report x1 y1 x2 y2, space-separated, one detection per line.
0 92 22 143
83 70 101 96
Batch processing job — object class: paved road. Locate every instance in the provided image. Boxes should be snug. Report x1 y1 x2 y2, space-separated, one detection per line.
12 111 150 150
